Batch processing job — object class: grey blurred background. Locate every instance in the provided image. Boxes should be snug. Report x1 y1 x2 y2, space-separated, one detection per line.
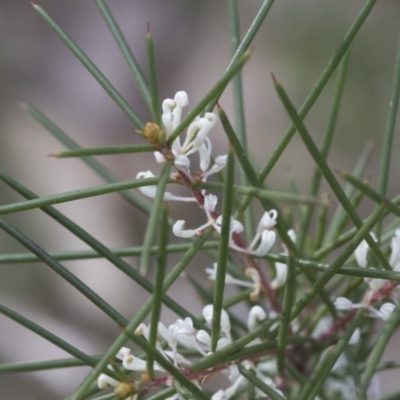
0 0 399 398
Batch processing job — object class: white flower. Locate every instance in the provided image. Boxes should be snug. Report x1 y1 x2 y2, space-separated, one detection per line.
158 91 223 176
271 261 288 290
247 305 267 331
354 232 377 268
136 171 196 202
355 240 369 268
172 220 198 238
257 210 278 231
244 210 277 257
123 354 162 371
378 302 395 320
271 229 296 289
213 216 245 251
244 268 261 300
349 328 360 345
196 329 212 348
334 297 354 310
172 215 215 239
198 137 212 172
174 154 191 171
177 113 217 156
202 305 232 341
202 154 228 181
116 347 131 360
251 230 276 257
205 265 261 300
162 91 189 136
97 373 119 389
172 193 218 239
213 213 276 257
204 194 218 213
168 317 207 355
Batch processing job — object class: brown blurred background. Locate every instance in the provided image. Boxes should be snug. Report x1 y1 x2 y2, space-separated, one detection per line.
0 0 400 398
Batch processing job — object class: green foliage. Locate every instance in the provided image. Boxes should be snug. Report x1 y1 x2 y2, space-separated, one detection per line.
1 1 400 399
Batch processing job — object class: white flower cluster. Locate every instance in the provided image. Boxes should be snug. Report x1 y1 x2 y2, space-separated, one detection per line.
136 91 278 258
333 229 400 320
97 304 284 399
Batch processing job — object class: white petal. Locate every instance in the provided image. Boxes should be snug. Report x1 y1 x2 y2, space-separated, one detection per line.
123 355 161 371
154 151 166 163
202 154 228 180
196 330 211 347
247 306 267 331
334 297 353 310
349 328 360 345
202 304 213 325
161 99 175 135
116 347 131 360
271 262 288 289
354 240 369 268
287 229 297 244
157 322 177 347
174 91 189 107
209 308 231 336
257 210 278 233
98 373 119 389
355 233 377 268
172 92 188 130
216 337 231 349
204 194 218 213
172 220 196 238
250 230 276 256
205 263 217 280
379 302 395 320
198 137 212 172
174 154 191 170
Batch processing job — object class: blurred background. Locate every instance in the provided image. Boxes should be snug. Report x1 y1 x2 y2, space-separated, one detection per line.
0 0 399 398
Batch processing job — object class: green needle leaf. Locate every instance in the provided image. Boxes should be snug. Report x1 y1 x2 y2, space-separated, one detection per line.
0 171 199 322
53 145 154 158
0 218 128 326
297 311 364 400
32 3 144 129
272 73 392 271
0 303 98 368
256 0 377 185
298 50 351 252
147 205 169 378
139 162 172 276
19 101 153 216
238 365 286 400
71 232 211 399
94 0 151 109
376 32 400 239
228 0 254 242
126 333 209 400
146 24 161 126
359 301 400 399
339 171 400 218
0 356 102 373
211 146 234 351
291 203 387 320
167 51 251 145
277 253 296 376
0 175 161 215
0 242 219 264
